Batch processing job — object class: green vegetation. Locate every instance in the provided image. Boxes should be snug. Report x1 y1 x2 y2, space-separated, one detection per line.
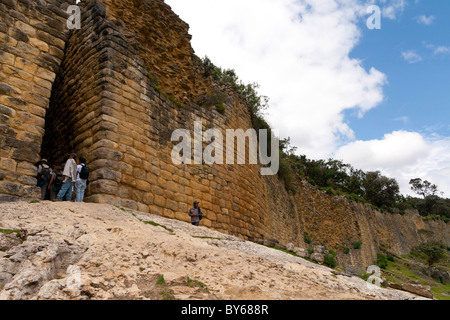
156 275 166 286
411 241 447 274
377 244 450 300
304 233 312 244
353 241 362 250
148 73 184 108
260 244 300 258
155 275 173 300
324 252 337 269
342 246 350 254
376 253 388 269
143 221 174 233
187 277 207 289
0 228 21 235
192 236 222 240
29 200 40 203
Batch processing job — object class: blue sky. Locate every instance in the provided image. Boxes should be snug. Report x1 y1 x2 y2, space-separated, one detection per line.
348 0 450 142
166 0 450 197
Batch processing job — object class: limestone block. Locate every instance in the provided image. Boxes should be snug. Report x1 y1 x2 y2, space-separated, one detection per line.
0 181 24 197
89 179 119 195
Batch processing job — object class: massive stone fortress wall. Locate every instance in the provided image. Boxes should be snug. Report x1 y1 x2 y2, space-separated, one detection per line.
0 0 75 201
0 0 448 268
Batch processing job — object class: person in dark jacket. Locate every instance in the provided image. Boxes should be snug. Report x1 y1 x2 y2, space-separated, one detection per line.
188 201 202 226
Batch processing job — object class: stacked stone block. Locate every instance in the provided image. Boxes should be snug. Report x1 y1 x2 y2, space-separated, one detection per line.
0 0 75 201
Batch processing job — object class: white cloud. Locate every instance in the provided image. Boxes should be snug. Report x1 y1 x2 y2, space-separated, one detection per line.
165 0 450 197
335 132 450 197
401 50 423 63
433 46 450 55
378 0 407 19
416 15 436 25
167 0 386 158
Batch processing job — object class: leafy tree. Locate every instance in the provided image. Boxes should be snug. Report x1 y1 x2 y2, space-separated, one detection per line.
409 178 439 198
412 241 447 275
363 171 400 209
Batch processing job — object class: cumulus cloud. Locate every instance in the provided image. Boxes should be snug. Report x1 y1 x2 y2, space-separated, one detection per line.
335 132 450 197
401 50 423 63
167 0 386 158
433 46 450 55
416 15 436 25
378 0 407 19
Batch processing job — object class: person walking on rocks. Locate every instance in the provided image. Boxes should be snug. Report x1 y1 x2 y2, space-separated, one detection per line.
55 153 77 201
188 200 203 226
75 157 89 202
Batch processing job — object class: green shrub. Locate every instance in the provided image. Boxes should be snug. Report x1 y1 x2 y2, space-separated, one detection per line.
376 253 388 269
387 254 395 262
342 246 350 254
353 241 362 250
324 253 337 268
304 233 312 244
307 247 314 255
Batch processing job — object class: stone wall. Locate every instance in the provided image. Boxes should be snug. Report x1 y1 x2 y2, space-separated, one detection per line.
293 180 450 268
0 0 75 201
0 0 448 269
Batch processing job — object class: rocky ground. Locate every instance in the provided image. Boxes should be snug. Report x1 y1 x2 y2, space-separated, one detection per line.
0 201 427 300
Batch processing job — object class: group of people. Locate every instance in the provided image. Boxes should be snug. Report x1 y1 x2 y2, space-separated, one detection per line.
36 153 204 226
35 153 89 202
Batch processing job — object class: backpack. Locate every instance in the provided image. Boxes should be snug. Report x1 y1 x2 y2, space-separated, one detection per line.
53 173 63 187
198 207 203 221
79 164 90 180
41 167 51 182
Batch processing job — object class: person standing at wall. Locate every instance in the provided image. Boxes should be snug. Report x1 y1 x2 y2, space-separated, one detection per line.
75 157 89 202
188 200 203 226
48 164 63 201
54 153 77 201
36 159 52 200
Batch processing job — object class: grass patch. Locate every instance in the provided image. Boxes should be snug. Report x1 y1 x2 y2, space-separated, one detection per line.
143 221 174 233
160 290 173 300
155 275 174 300
156 275 166 286
187 277 207 289
260 244 299 258
0 228 21 235
29 200 40 203
192 236 222 240
380 254 450 300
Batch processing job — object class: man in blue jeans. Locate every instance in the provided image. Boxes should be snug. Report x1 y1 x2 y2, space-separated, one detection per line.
54 153 77 201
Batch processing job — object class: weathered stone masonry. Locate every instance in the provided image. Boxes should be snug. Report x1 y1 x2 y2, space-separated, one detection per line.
0 0 75 201
1 0 448 269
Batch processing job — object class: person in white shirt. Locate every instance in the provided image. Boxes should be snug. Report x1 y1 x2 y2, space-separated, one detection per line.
75 157 88 202
55 153 77 201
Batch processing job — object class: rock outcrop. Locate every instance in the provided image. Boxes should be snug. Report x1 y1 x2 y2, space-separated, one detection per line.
0 201 428 300
0 0 449 272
